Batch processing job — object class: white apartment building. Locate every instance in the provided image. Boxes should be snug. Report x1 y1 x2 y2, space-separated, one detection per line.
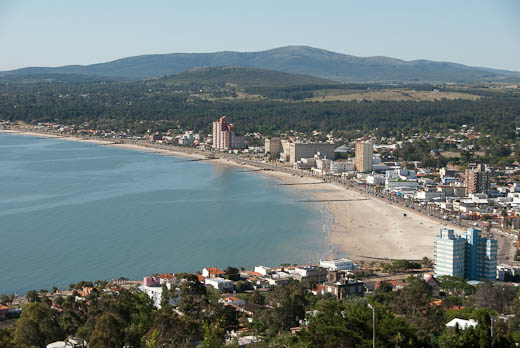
316 158 332 171
178 131 195 146
366 174 385 186
205 277 234 292
331 161 354 173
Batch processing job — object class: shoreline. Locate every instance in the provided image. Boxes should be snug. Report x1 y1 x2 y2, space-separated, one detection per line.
1 128 458 261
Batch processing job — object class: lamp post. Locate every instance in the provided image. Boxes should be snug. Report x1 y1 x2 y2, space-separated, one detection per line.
368 303 376 348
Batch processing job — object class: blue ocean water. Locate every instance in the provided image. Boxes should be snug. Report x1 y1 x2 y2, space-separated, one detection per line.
0 133 330 294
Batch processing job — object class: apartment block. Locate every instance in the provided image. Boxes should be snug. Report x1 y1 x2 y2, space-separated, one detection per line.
265 137 282 158
212 116 245 150
355 141 373 173
434 229 466 277
279 140 335 163
434 228 497 281
465 164 491 194
461 228 498 281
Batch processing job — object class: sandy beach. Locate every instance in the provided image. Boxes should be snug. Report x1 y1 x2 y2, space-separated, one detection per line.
260 169 461 261
1 128 460 261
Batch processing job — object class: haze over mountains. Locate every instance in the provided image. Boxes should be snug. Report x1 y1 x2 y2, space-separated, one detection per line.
2 46 519 83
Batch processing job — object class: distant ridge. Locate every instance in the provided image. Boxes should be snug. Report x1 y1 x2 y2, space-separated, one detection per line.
2 46 519 83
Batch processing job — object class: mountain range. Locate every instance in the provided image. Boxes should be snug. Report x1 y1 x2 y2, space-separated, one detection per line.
2 46 519 83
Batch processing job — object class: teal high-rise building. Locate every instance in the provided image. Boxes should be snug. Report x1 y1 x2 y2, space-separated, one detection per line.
434 229 466 277
434 228 497 281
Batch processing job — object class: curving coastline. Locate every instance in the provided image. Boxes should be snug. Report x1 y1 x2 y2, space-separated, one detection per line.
0 128 453 262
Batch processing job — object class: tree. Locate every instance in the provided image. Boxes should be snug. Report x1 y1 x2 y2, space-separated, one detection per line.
160 283 170 309
422 256 433 268
14 302 63 348
199 321 225 348
298 299 417 348
0 294 9 305
375 280 393 294
257 283 308 335
25 290 39 303
472 282 516 313
0 328 13 348
179 275 208 321
225 266 240 281
390 276 444 336
89 313 125 348
147 307 200 347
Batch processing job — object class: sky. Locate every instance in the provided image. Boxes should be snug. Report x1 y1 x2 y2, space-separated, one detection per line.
0 0 519 71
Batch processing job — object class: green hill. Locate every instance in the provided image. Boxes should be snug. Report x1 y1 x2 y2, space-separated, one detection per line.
157 66 337 88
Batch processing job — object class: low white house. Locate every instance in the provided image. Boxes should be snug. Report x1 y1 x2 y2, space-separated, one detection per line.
202 267 226 278
46 338 87 348
446 318 478 330
254 265 272 276
205 277 234 292
47 342 72 348
320 258 357 271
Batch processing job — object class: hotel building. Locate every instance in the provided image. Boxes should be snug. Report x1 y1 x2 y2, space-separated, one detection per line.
212 116 245 150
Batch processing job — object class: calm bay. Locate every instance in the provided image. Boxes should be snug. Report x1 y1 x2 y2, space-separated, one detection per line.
0 133 330 294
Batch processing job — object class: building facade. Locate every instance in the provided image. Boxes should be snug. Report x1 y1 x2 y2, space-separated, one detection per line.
279 141 335 163
321 278 365 300
355 141 373 173
265 137 282 158
320 258 357 271
434 228 497 281
434 229 466 277
212 116 245 150
465 164 491 194
461 228 498 281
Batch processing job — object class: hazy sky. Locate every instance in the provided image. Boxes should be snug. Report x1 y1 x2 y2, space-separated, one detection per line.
0 0 518 71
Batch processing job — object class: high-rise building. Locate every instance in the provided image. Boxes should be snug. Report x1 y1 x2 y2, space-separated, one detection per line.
461 228 498 281
465 164 491 194
212 116 245 150
265 137 282 158
355 141 373 173
434 229 466 277
434 228 497 281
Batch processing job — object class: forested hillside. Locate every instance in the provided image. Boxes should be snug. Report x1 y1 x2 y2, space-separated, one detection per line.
1 80 519 139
